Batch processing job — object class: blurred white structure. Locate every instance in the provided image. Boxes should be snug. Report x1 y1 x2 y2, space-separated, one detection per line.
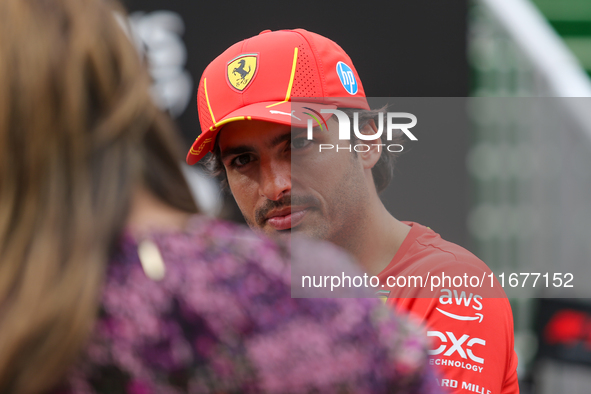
180 164 223 217
129 11 193 118
470 0 591 391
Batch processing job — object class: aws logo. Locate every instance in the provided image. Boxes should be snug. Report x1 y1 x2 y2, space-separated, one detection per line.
437 289 484 323
227 54 258 91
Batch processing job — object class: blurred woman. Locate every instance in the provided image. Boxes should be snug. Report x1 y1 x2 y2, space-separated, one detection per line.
0 0 437 393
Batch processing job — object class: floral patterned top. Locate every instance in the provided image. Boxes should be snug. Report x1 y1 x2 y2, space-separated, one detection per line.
53 216 439 394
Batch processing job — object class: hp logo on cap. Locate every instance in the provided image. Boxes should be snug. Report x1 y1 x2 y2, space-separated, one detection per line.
336 61 358 95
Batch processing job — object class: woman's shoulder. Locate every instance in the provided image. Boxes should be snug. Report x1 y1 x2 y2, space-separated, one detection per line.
57 215 436 393
114 215 289 273
160 215 288 264
107 215 293 311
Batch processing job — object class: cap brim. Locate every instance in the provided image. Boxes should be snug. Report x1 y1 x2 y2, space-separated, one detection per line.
187 101 336 165
223 100 336 128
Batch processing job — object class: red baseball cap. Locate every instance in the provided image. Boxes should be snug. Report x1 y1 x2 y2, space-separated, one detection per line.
186 28 370 165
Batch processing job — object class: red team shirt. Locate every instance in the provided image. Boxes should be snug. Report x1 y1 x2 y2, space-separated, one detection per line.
378 222 519 394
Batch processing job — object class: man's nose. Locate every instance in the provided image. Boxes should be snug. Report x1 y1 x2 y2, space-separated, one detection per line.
259 159 291 201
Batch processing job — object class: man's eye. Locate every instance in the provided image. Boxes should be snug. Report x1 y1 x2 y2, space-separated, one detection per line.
231 154 254 168
291 137 312 150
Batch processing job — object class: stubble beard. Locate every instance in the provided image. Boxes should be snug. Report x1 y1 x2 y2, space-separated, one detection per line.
319 158 371 256
240 158 371 255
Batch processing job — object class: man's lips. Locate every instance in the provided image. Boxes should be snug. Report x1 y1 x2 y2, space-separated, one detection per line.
265 207 308 231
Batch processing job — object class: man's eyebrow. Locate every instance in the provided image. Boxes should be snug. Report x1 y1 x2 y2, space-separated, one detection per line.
268 130 292 149
220 145 253 161
268 128 307 148
221 128 308 160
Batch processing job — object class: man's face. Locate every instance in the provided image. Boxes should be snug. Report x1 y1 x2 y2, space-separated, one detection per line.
218 117 372 245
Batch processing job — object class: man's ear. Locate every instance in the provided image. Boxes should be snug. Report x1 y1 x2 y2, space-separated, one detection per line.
356 119 382 170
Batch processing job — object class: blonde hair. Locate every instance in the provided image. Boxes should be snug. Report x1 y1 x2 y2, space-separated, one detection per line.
0 0 196 392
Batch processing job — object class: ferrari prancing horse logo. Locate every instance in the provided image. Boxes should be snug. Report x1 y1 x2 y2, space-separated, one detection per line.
227 54 258 91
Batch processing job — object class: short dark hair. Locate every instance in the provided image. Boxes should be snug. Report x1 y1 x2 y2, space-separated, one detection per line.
338 107 403 193
202 106 404 193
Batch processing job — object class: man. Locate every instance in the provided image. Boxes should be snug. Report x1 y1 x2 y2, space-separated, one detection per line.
186 29 519 393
